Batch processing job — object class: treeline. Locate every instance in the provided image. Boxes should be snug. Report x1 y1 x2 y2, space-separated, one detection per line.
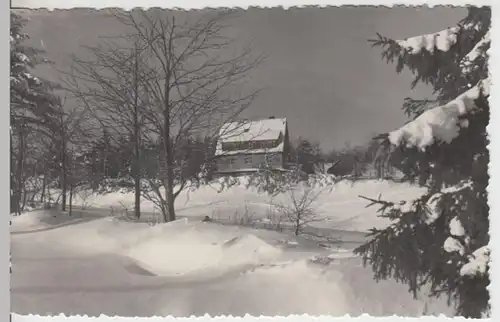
288 137 399 179
76 133 217 189
77 134 399 187
17 126 396 212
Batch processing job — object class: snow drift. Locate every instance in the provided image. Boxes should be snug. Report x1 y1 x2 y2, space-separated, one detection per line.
125 221 283 277
12 206 453 317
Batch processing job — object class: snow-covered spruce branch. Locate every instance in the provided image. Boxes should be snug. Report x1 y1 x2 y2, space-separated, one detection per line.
395 26 461 54
356 179 489 303
460 30 490 74
371 13 489 100
388 78 490 151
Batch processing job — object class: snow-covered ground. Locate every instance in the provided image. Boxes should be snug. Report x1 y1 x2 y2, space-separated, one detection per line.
12 208 453 316
58 178 427 233
11 178 454 316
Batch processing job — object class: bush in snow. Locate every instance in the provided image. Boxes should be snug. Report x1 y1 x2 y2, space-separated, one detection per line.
353 7 490 318
210 167 341 198
272 185 322 236
95 177 136 194
306 173 342 189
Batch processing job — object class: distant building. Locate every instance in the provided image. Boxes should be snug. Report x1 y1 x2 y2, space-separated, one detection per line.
214 117 290 176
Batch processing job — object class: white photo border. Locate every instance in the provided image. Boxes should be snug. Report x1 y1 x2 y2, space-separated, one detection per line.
6 1 499 321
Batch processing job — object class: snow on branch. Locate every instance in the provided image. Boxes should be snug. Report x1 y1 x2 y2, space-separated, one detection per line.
396 26 460 54
443 216 468 256
460 245 490 277
461 30 490 73
423 179 473 225
444 236 465 255
449 216 466 237
388 78 490 150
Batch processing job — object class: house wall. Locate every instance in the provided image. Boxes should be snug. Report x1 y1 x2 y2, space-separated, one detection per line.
283 126 291 163
216 152 283 173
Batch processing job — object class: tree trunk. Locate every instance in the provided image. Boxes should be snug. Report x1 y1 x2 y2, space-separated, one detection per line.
59 118 68 212
22 183 28 210
10 131 16 214
14 125 26 215
160 60 176 223
132 44 141 220
41 173 46 203
295 216 300 236
69 180 73 216
162 136 176 222
103 143 108 179
132 101 141 219
133 168 141 219
61 146 67 211
46 185 52 208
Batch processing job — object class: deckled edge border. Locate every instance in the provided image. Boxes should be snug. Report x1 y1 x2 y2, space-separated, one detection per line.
6 1 499 321
7 0 498 11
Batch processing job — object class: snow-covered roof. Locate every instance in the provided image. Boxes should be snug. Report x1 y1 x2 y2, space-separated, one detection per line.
218 118 287 143
215 118 287 156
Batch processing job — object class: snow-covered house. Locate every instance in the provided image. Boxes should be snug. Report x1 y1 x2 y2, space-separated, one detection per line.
214 117 290 176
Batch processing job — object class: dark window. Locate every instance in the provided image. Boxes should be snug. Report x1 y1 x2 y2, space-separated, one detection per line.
222 142 240 151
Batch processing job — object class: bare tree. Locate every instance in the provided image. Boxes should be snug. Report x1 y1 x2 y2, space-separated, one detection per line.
34 136 56 204
11 117 62 214
67 146 92 216
51 97 92 212
64 36 155 219
108 9 264 222
11 122 28 215
273 186 322 236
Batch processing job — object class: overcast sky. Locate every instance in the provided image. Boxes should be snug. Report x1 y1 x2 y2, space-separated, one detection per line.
18 6 466 151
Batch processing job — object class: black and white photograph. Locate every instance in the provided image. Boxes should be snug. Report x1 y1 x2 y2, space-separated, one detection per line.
10 5 491 319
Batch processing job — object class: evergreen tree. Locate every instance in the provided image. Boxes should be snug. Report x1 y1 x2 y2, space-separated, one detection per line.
183 136 213 181
10 12 60 134
10 12 60 213
294 138 322 174
83 129 112 188
353 7 490 318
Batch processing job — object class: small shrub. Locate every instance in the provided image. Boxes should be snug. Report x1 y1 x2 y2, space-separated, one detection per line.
272 186 323 236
